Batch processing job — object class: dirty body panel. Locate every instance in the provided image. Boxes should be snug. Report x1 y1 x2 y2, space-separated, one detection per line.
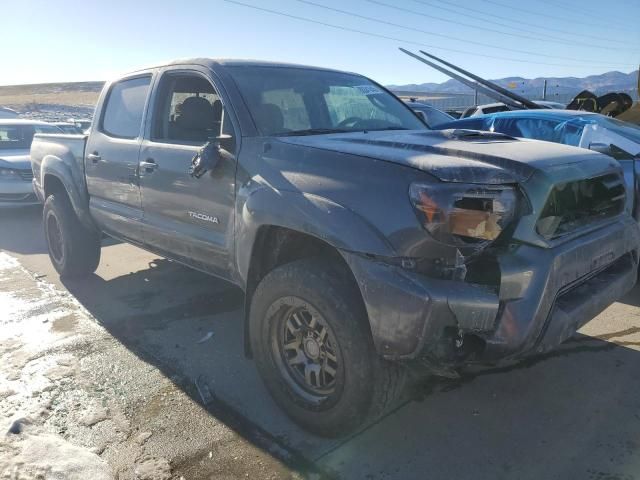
235 128 639 362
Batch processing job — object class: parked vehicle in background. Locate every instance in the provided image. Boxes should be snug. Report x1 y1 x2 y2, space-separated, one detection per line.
460 100 566 118
67 118 92 133
404 100 454 127
1 119 62 207
76 119 92 133
436 110 640 220
0 107 20 119
53 122 84 134
31 58 640 436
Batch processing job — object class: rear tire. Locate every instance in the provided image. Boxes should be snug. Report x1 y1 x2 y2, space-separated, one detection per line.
43 194 101 278
249 258 405 437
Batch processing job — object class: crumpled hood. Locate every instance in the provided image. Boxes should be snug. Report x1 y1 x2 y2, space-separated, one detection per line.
0 149 31 170
278 129 610 184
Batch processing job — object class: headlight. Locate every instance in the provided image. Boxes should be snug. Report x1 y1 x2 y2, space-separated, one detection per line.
0 167 22 181
409 182 518 247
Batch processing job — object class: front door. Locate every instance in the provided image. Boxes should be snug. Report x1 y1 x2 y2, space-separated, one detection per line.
85 74 153 242
138 70 236 279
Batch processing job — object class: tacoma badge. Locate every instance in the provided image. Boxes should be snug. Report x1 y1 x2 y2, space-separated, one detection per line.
188 211 219 224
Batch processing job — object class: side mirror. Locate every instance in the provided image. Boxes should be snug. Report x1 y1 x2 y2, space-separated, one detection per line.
589 142 634 160
189 135 232 178
588 142 613 156
414 110 427 124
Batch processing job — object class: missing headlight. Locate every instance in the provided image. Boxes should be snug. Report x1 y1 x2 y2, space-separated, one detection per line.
410 182 518 247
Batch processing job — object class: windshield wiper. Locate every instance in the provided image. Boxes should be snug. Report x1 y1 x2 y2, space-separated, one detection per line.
366 126 409 132
278 128 350 136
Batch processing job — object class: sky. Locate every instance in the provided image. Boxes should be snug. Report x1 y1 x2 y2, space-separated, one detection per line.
2 0 639 86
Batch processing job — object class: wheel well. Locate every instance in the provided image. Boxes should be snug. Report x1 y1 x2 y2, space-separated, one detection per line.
243 226 364 357
44 174 68 200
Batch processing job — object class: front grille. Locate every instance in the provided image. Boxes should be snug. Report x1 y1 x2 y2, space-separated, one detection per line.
18 169 33 181
536 173 626 239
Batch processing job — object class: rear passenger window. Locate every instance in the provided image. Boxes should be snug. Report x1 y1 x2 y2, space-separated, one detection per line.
101 76 151 139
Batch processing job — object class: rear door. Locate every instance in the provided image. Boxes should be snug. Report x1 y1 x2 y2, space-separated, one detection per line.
138 68 237 279
85 73 153 242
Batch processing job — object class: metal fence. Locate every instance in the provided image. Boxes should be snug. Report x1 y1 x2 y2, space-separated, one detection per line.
392 89 639 113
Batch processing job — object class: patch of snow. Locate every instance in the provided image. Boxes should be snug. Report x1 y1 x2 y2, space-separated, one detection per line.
0 252 19 270
1 427 114 480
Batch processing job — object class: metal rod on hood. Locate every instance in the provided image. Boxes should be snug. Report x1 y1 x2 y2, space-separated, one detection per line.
399 48 525 110
419 50 543 110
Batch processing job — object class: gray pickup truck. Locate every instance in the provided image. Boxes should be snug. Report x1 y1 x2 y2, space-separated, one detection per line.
31 59 640 437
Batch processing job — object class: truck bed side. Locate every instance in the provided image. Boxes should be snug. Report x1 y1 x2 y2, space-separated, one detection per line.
30 133 94 229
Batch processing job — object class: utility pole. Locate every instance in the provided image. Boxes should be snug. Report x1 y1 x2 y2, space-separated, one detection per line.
543 79 547 101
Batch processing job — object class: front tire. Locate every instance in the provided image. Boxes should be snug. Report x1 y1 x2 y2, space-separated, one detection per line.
249 258 405 437
43 194 101 278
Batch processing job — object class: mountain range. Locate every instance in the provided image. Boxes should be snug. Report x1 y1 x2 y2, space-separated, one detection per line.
388 69 639 97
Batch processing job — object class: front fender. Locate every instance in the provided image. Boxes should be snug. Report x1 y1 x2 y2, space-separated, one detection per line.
235 186 396 287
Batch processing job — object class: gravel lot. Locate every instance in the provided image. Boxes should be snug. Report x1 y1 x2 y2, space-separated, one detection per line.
1 205 640 480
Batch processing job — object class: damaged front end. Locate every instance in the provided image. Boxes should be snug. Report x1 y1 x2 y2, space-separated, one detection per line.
408 181 524 280
343 166 640 374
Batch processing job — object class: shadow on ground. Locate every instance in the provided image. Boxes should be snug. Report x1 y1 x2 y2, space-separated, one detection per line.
0 205 46 255
618 284 640 307
3 210 640 479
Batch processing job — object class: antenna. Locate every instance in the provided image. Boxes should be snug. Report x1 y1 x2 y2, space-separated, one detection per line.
418 50 542 110
399 48 525 110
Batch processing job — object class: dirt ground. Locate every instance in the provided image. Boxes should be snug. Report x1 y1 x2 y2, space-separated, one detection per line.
1 206 640 480
0 251 306 480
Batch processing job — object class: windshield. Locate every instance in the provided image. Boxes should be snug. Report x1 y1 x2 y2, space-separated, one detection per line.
0 124 61 150
228 66 426 136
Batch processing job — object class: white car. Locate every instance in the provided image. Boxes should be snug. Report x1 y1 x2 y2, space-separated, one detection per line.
461 100 566 118
66 118 92 134
0 119 62 207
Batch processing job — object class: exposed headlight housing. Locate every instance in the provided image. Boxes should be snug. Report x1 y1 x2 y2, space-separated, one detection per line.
0 167 22 181
409 182 518 247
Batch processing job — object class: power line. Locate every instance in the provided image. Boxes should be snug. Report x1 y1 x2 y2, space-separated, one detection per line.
220 0 636 70
527 0 639 23
534 0 607 16
369 0 636 52
295 0 627 63
479 0 638 33
416 0 632 46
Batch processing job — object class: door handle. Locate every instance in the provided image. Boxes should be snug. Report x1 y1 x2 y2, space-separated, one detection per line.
140 158 158 173
88 152 101 163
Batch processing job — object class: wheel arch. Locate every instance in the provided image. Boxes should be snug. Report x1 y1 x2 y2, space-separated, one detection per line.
41 157 95 231
242 225 369 357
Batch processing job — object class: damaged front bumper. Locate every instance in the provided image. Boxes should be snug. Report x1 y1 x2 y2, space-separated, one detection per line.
342 216 640 365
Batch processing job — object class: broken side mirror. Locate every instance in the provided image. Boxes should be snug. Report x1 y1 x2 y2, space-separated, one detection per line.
588 142 613 157
589 142 634 161
189 134 233 178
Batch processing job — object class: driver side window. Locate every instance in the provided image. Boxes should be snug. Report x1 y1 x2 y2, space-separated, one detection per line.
152 73 226 145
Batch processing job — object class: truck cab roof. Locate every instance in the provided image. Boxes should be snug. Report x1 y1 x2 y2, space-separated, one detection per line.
126 58 356 76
